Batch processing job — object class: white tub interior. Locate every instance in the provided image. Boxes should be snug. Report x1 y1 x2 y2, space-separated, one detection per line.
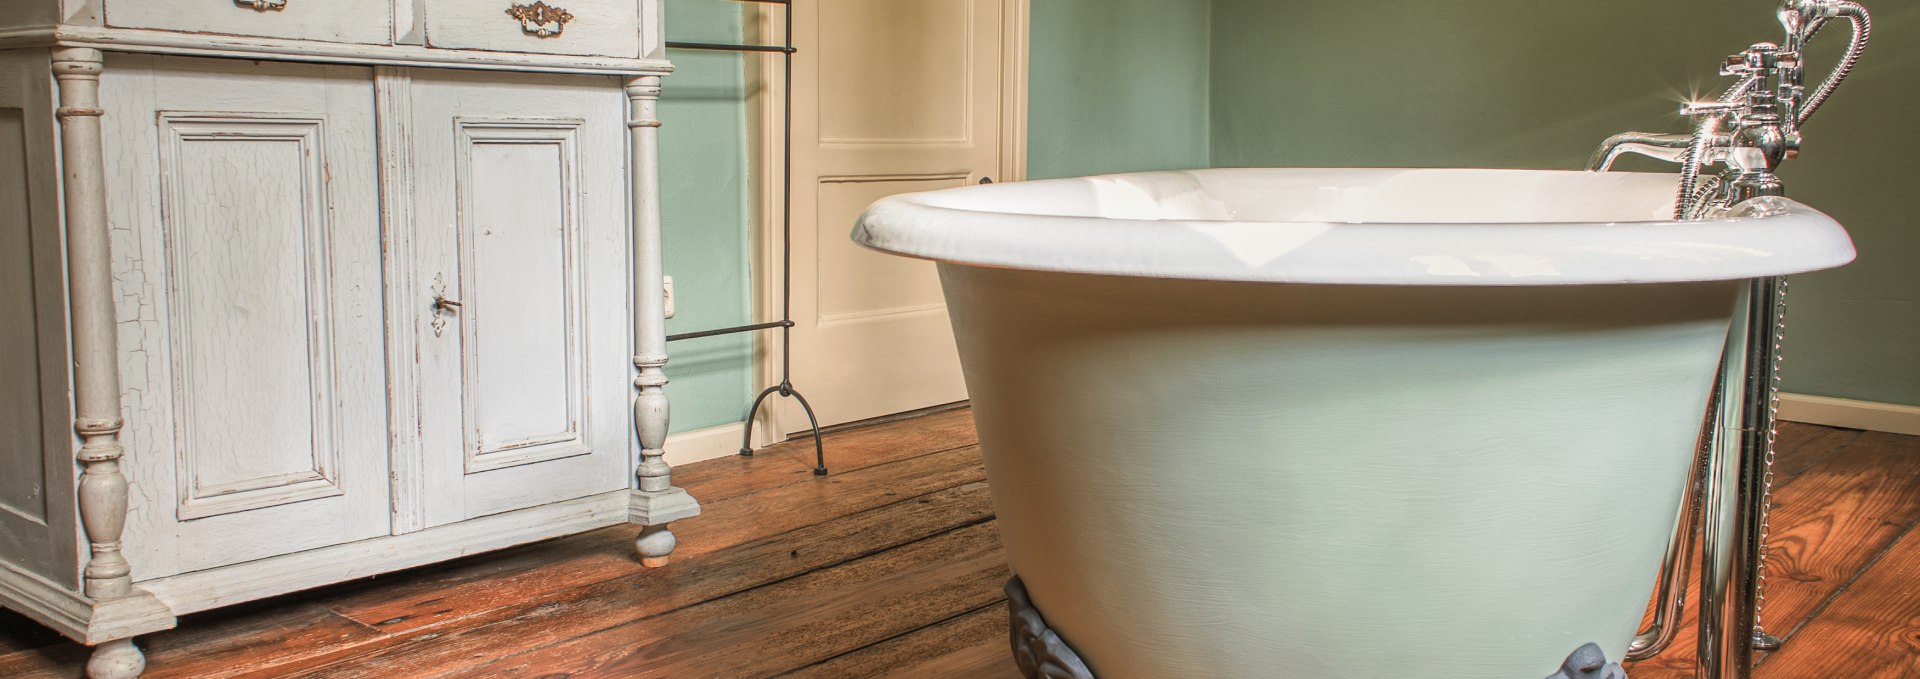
909 168 1680 224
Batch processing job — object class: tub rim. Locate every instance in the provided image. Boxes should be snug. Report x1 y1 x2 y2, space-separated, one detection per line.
851 168 1856 286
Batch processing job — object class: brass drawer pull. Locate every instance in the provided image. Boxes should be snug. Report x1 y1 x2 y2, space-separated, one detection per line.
233 0 288 11
506 2 573 38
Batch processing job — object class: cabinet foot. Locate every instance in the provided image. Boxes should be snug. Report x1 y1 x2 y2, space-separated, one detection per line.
636 524 675 567
87 638 145 679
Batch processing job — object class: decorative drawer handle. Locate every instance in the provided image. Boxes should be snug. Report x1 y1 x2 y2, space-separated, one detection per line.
234 0 288 11
506 2 573 38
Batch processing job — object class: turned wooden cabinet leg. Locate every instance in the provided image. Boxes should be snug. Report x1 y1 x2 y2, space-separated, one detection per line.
87 639 146 679
54 47 150 676
625 75 699 561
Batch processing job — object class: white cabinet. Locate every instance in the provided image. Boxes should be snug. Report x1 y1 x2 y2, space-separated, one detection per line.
0 3 694 677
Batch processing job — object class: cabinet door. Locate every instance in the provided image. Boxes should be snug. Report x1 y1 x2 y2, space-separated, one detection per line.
101 56 390 580
406 70 631 528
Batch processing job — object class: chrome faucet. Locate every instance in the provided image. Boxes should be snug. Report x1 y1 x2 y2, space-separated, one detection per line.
1588 3 1873 679
1588 0 1870 219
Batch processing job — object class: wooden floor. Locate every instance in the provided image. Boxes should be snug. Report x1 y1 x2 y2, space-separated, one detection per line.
2 408 1917 678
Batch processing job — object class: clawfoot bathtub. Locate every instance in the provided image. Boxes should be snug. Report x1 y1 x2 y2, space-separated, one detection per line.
852 169 1853 678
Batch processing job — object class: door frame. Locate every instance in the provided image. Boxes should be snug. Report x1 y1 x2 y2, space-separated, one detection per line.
743 0 1028 446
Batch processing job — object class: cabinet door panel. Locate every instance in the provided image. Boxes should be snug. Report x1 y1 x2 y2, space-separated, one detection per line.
103 56 390 579
460 123 589 472
0 50 76 588
408 70 629 527
161 115 349 520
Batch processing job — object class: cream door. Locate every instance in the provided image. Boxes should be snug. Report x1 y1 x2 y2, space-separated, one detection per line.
407 70 632 528
101 56 392 579
787 0 1008 428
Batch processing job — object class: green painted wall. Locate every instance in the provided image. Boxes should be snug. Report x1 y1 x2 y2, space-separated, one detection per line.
654 1 1913 423
1208 0 1920 406
659 0 754 432
656 0 1219 433
1028 0 1213 179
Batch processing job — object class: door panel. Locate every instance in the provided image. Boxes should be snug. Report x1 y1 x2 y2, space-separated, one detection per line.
817 0 974 144
458 124 589 474
160 114 348 520
0 50 75 586
409 71 629 527
102 55 390 580
787 0 1003 429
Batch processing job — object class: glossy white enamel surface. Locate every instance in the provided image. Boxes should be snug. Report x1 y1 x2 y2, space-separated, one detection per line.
853 168 1859 676
945 269 1733 677
854 168 1855 285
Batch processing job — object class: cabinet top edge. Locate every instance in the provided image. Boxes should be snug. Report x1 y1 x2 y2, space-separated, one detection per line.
0 25 676 76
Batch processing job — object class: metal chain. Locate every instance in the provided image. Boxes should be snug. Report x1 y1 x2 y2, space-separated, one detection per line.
1755 276 1789 639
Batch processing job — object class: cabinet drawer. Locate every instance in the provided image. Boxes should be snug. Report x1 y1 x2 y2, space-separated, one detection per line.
106 0 393 45
425 0 641 58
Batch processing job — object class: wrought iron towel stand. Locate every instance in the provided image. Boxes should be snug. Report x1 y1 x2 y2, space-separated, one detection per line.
664 0 828 475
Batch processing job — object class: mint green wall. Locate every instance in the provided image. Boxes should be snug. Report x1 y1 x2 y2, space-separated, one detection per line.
1028 0 1212 178
656 0 1219 433
1207 0 1920 406
655 1 1913 423
659 1 754 432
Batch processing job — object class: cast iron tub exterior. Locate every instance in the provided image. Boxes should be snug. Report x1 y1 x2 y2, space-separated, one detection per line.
852 169 1854 678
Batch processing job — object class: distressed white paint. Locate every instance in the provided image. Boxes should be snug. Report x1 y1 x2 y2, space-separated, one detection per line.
407 69 630 527
460 124 584 471
625 72 698 566
0 566 173 644
423 0 640 58
157 114 348 521
374 66 429 536
0 48 78 590
101 55 391 580
138 489 632 615
0 25 672 76
103 0 392 46
0 3 676 672
857 169 1857 677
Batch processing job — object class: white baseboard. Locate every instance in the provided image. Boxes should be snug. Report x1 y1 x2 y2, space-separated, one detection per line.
664 422 747 467
1778 393 1920 436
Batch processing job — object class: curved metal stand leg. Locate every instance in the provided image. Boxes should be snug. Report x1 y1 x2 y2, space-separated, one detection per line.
737 382 829 475
738 384 784 457
782 385 828 476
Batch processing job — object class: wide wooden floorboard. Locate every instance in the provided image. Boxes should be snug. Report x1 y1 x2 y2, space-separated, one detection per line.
1625 429 1920 678
784 602 1020 679
1 413 1916 678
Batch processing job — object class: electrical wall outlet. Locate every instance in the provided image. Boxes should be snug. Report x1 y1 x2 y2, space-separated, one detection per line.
663 275 675 319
